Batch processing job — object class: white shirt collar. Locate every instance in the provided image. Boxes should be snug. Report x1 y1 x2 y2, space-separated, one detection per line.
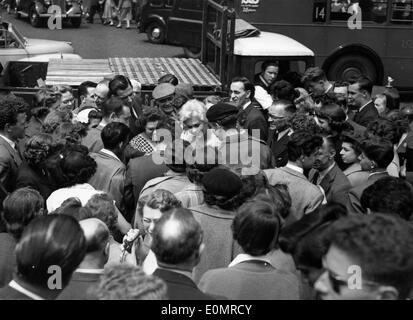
242 101 252 110
286 162 304 174
229 253 275 268
324 83 333 94
359 100 372 112
0 134 16 149
75 268 105 274
100 148 121 162
277 128 291 141
9 280 44 300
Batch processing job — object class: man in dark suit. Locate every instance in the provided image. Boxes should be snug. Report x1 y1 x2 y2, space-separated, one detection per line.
0 103 26 192
58 218 110 300
301 67 335 103
124 151 168 221
267 99 296 167
348 75 379 127
309 136 351 206
230 77 268 142
152 208 212 300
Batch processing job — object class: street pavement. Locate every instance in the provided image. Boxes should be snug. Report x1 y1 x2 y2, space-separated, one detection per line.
0 9 184 59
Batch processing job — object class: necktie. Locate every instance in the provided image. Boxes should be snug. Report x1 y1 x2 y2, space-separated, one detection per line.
311 170 320 185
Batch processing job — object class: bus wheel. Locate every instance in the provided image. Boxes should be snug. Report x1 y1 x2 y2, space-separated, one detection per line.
146 22 165 44
183 47 201 59
327 54 378 84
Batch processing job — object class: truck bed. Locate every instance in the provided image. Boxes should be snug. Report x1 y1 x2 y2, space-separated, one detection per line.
44 57 222 90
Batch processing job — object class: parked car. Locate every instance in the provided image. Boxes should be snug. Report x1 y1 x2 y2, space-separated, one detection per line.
15 0 82 28
0 21 78 71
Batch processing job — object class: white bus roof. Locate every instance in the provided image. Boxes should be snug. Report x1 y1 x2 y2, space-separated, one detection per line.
234 32 314 57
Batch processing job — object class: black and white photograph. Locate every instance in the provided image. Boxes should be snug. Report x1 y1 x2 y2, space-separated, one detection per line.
0 0 412 309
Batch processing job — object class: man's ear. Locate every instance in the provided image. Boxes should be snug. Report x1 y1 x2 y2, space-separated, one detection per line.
109 112 117 121
246 90 251 99
4 123 11 133
376 286 399 300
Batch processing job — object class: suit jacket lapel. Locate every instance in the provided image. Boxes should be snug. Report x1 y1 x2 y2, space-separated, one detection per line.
0 137 22 166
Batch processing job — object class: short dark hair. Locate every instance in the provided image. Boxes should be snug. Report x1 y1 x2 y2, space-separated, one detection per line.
341 131 363 156
2 188 45 240
367 118 404 145
158 73 179 86
15 215 86 288
109 75 132 96
271 81 298 102
315 103 349 133
78 81 97 98
141 106 164 129
0 104 18 131
301 67 327 84
323 214 413 299
261 60 279 72
289 112 321 134
361 177 413 221
231 76 255 100
232 198 282 256
186 146 219 184
351 75 373 95
101 96 124 118
101 122 131 150
52 197 94 221
86 193 118 235
56 145 97 187
360 136 394 169
92 264 168 300
287 131 323 162
152 208 203 265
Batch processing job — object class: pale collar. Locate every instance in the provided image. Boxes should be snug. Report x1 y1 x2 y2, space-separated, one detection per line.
286 162 304 174
229 253 275 268
75 268 105 274
9 280 44 300
277 128 291 141
359 100 372 112
100 148 121 162
369 171 387 178
324 83 333 94
259 74 271 88
242 101 252 110
0 134 16 149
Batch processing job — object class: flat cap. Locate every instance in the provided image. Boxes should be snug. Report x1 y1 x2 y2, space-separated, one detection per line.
206 102 238 123
152 83 175 100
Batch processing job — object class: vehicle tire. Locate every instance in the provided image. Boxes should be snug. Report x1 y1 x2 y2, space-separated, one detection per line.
29 7 43 27
326 54 379 84
71 18 82 28
183 46 201 59
146 22 165 44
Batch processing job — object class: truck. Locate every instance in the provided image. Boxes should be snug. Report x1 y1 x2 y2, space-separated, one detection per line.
0 0 314 104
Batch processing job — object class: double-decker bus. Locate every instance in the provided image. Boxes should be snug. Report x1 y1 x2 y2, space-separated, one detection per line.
235 0 413 89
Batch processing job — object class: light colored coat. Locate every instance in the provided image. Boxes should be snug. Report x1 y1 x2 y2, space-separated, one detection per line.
264 166 324 223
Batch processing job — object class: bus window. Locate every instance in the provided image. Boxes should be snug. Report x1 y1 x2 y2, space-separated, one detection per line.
178 0 202 11
330 0 387 23
150 0 164 7
391 0 413 24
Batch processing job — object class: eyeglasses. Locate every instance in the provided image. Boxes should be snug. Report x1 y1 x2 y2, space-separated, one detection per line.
185 122 202 129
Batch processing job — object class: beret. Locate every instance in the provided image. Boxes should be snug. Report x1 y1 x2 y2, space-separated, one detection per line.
152 83 175 100
206 102 238 123
202 168 242 198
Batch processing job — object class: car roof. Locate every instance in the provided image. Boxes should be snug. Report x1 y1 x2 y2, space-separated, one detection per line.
234 31 314 57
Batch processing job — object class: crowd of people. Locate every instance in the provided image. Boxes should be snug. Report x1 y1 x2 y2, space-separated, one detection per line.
0 61 412 301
